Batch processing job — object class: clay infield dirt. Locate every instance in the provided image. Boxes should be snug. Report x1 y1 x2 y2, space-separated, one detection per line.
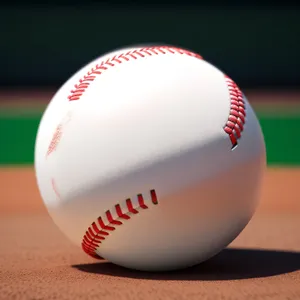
0 167 299 300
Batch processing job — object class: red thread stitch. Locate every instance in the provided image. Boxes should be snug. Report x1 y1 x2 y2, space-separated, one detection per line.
46 112 72 158
82 189 158 259
46 124 63 157
68 46 202 101
223 75 246 149
51 178 61 200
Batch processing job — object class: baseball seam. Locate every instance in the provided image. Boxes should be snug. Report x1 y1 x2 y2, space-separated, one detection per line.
82 189 158 259
46 124 63 157
68 46 203 101
46 112 72 158
223 75 246 149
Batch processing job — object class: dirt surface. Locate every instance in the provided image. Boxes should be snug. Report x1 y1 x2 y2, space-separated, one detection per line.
0 167 299 300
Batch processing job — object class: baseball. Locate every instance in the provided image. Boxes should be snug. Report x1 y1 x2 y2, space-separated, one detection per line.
34 45 266 272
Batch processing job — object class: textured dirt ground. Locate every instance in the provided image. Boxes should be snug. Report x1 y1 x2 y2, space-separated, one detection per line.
0 167 299 300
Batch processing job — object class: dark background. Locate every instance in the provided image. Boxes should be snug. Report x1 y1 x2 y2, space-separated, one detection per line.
1 2 300 89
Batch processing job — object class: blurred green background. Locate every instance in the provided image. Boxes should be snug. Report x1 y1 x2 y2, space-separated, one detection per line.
1 2 299 165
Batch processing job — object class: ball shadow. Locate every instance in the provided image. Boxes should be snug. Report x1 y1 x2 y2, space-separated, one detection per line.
72 248 300 281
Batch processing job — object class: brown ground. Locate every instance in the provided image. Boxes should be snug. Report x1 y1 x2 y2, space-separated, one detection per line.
0 167 299 300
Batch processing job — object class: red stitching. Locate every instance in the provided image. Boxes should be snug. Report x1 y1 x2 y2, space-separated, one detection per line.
46 112 72 158
51 178 61 200
223 75 246 149
82 189 158 259
46 124 63 157
68 46 202 101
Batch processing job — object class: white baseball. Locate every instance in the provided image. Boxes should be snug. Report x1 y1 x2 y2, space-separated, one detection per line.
34 45 266 272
